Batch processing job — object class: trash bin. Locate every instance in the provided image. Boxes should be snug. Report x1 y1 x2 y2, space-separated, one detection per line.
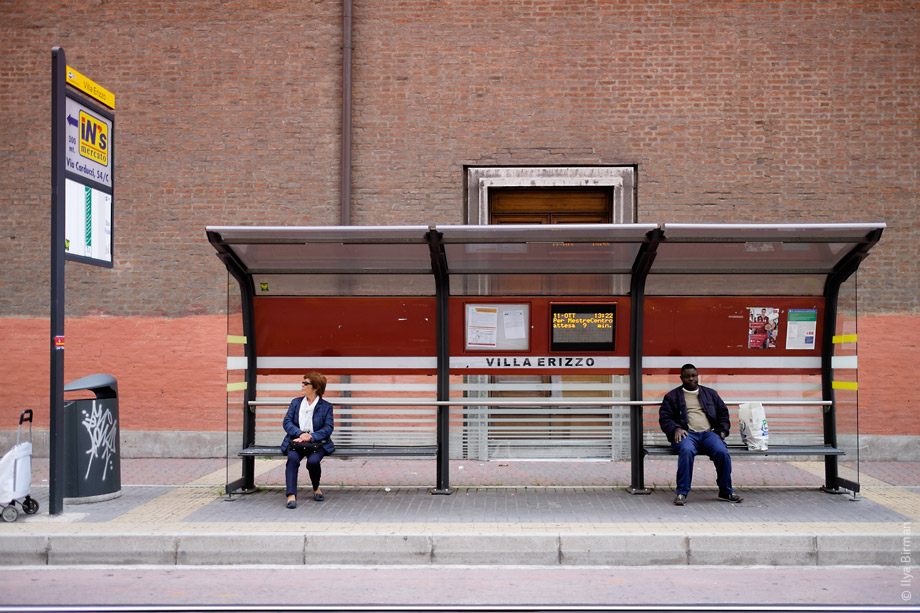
63 374 121 503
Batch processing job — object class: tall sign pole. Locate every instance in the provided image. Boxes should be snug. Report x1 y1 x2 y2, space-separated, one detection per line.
49 48 115 515
50 47 66 515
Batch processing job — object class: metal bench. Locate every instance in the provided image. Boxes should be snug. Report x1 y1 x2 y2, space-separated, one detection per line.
236 398 438 463
638 399 854 492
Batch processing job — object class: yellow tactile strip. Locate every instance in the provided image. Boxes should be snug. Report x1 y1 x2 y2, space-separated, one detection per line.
107 459 284 526
791 461 920 522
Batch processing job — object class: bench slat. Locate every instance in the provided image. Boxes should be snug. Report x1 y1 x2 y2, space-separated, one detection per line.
644 444 843 456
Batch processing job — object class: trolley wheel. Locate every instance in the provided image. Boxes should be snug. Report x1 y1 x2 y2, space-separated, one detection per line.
22 497 39 515
1 505 18 522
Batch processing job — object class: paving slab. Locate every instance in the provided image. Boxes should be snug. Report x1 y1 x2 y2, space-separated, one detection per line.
6 458 918 567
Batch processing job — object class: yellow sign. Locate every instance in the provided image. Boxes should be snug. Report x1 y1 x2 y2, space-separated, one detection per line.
66 65 114 109
79 111 108 165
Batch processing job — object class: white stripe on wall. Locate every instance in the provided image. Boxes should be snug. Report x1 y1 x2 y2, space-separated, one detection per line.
642 356 822 369
230 355 823 372
831 355 858 369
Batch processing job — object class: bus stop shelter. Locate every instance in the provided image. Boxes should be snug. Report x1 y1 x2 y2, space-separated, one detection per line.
207 222 884 495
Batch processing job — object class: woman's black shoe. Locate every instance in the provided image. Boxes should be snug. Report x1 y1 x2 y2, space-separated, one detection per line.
286 499 297 509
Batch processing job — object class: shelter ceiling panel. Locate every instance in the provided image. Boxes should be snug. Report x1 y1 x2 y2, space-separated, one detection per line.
651 241 853 274
449 274 631 296
252 274 435 296
646 273 826 296
443 240 641 274
232 242 433 274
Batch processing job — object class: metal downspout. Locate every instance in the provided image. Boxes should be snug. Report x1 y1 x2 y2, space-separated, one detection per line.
341 0 353 225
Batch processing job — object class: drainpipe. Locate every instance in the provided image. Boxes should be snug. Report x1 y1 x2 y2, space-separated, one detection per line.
341 0 353 225
339 0 354 418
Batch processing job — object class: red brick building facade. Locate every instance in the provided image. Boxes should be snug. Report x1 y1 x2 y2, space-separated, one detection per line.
1 1 917 456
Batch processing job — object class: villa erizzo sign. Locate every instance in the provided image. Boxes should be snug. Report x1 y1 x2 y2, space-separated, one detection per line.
451 356 626 369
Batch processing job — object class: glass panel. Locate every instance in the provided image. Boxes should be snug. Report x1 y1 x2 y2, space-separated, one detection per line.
438 223 657 244
450 274 631 296
234 243 432 273
651 242 855 274
253 373 439 448
444 241 640 274
452 374 631 460
645 274 826 296
210 225 430 243
226 273 246 459
660 223 883 242
252 274 435 296
834 274 859 459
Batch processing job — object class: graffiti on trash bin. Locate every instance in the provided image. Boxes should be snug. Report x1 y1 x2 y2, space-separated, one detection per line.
81 400 118 481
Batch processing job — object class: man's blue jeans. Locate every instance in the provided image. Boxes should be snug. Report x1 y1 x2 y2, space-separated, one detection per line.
671 430 734 497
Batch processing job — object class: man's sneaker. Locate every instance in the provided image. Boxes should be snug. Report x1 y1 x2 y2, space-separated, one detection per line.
673 494 687 506
718 492 743 503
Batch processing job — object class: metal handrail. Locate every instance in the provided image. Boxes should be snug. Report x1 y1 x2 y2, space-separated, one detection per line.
248 399 832 407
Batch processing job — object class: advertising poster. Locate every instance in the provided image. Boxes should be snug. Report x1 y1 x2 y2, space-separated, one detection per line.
748 307 779 349
786 308 818 350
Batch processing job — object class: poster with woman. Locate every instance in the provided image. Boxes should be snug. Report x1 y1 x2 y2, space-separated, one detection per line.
748 307 779 349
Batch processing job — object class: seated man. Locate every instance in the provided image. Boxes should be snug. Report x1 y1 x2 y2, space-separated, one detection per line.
659 364 743 505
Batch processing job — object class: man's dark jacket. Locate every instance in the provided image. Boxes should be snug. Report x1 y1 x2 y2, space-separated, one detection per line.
658 385 731 443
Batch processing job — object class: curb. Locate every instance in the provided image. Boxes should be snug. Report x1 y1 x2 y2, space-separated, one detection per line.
0 532 905 567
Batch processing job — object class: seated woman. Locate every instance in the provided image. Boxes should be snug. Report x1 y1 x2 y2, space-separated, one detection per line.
281 371 335 508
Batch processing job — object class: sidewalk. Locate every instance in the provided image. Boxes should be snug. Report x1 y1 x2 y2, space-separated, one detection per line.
3 457 918 567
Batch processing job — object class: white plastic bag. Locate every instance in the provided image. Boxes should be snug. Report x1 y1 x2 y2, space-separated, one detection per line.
738 402 769 451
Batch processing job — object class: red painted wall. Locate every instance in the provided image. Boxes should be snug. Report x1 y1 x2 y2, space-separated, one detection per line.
643 297 825 373
254 296 437 374
0 311 916 437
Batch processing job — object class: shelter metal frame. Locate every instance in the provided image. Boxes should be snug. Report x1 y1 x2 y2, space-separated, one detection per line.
207 222 884 495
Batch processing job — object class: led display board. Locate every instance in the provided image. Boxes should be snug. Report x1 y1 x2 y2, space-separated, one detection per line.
550 303 616 352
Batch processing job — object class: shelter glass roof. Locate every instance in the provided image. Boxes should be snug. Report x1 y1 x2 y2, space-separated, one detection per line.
206 223 884 297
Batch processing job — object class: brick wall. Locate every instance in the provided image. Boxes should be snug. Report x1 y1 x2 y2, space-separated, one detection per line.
1 0 344 318
2 1 916 318
1 1 917 442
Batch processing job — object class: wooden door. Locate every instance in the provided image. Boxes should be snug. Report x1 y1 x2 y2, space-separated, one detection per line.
489 188 611 225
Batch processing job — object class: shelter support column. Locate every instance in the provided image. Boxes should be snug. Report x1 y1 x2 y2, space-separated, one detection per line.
628 229 661 494
427 229 453 494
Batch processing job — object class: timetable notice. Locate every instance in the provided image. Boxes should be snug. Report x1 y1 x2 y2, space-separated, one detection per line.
551 305 615 351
